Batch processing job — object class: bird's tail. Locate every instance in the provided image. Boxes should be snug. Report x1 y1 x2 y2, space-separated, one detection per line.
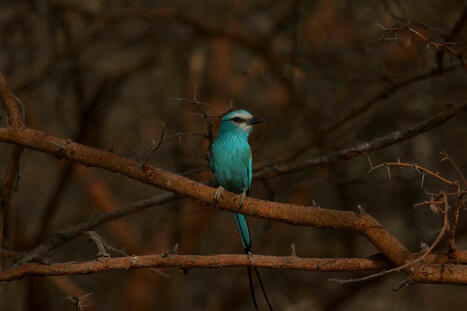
247 266 259 309
234 213 273 311
253 266 273 311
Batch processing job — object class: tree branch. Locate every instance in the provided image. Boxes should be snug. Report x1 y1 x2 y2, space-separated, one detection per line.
14 193 177 266
0 75 466 285
324 67 459 138
0 117 464 284
0 74 24 270
0 254 391 282
2 251 467 283
0 74 25 129
256 103 467 178
258 66 459 168
0 124 412 264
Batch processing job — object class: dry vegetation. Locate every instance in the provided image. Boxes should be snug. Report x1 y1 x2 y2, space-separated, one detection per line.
0 1 466 310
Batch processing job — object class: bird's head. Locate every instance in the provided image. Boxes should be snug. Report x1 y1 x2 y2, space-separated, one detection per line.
218 109 264 136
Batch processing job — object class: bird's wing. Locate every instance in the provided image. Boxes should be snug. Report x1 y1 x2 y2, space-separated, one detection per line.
246 158 252 195
247 149 252 194
209 145 214 173
209 143 220 187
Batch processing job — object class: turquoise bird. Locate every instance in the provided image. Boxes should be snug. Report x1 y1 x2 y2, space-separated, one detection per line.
210 109 273 310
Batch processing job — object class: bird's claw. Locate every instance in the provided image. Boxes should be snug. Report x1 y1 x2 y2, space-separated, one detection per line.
234 190 247 210
213 186 225 204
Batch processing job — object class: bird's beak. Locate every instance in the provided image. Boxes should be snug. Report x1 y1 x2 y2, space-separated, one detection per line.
247 117 265 125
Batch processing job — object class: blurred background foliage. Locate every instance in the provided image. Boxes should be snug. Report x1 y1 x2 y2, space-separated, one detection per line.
0 0 466 310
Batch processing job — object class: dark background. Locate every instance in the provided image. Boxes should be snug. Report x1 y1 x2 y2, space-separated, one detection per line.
0 0 466 310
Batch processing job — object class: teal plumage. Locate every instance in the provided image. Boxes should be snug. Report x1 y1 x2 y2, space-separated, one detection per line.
210 111 252 250
210 109 273 310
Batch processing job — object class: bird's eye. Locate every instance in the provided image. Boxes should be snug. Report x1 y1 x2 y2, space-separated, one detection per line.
232 117 241 122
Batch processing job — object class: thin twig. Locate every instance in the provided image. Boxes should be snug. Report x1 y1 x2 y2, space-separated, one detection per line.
102 241 171 278
63 293 93 311
14 193 178 266
143 122 167 166
83 231 110 258
329 199 450 284
256 104 467 178
368 162 458 188
441 152 467 189
378 23 467 71
0 74 25 270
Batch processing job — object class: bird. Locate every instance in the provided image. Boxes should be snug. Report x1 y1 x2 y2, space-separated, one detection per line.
210 109 273 310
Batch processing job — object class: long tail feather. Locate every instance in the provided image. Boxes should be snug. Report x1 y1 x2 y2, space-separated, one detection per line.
235 213 273 310
247 267 259 309
254 267 273 311
234 213 251 252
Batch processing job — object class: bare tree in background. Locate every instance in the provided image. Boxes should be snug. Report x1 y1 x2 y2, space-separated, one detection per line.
0 1 466 310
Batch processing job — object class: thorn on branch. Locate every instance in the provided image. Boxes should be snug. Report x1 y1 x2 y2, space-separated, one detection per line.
63 293 92 311
366 162 386 175
13 95 26 124
162 243 179 258
149 268 171 278
412 160 421 174
142 122 167 168
290 244 297 257
0 74 25 128
130 255 138 267
366 153 374 169
51 142 67 152
165 131 206 143
369 159 458 188
174 94 233 147
330 199 450 285
172 242 179 254
393 278 413 291
100 241 171 278
377 23 467 71
83 231 110 259
440 151 467 189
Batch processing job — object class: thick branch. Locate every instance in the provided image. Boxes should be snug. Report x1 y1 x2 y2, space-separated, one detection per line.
0 254 391 282
2 251 467 283
0 74 25 129
0 146 23 235
0 74 24 270
0 75 25 213
0 74 464 284
0 127 411 268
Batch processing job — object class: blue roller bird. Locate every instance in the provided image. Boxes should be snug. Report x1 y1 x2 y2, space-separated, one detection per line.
210 109 273 310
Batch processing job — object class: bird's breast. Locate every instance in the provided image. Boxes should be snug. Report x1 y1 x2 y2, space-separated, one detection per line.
211 136 251 194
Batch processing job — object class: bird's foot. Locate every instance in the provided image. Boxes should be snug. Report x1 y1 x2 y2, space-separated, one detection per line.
213 186 225 205
234 189 247 211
